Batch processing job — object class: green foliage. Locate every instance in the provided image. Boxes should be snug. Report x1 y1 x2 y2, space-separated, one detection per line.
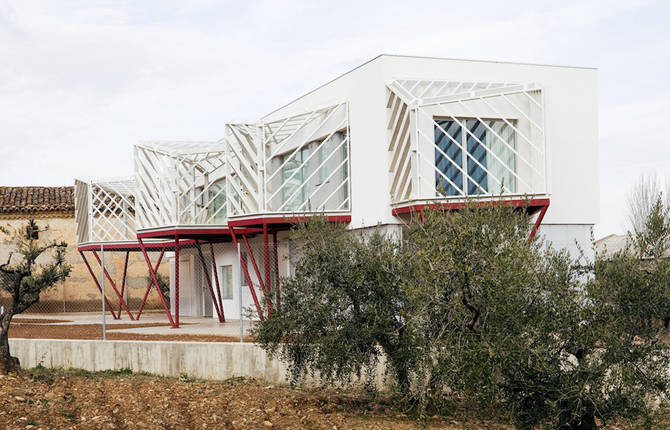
254 204 670 429
0 219 71 315
146 272 170 300
253 217 415 391
0 219 71 373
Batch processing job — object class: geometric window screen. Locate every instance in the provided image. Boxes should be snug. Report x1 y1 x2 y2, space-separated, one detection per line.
263 102 350 213
434 119 516 197
387 79 546 203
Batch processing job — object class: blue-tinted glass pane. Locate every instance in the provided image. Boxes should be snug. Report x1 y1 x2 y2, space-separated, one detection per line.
434 120 462 196
466 120 488 194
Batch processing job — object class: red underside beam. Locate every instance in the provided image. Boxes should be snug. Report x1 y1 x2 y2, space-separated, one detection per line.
195 241 225 322
118 251 129 317
92 250 135 320
79 250 119 320
230 228 264 321
137 238 176 328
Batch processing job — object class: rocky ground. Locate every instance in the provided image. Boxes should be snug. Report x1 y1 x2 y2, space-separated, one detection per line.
0 368 508 430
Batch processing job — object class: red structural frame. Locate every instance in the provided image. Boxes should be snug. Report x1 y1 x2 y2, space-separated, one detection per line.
392 197 551 240
77 201 549 328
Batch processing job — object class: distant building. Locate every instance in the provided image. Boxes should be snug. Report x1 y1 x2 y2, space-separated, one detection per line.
0 186 165 313
595 234 629 257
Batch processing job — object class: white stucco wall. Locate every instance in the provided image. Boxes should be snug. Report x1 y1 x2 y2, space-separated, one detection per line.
263 55 599 228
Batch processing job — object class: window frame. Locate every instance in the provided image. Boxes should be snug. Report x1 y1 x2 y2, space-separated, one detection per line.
433 116 518 197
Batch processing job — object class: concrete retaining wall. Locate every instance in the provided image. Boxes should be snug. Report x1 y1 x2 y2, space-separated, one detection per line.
9 338 290 383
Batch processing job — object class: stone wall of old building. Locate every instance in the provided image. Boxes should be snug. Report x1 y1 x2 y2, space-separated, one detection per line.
0 213 169 313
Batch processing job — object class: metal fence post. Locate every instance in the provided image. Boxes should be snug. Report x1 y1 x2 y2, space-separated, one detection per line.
238 242 243 343
100 244 106 341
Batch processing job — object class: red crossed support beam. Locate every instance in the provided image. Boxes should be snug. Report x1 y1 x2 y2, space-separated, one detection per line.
230 228 264 321
529 202 550 241
137 238 177 328
79 250 120 320
194 241 225 323
242 233 273 315
118 252 129 317
135 247 165 320
209 242 225 321
91 250 135 320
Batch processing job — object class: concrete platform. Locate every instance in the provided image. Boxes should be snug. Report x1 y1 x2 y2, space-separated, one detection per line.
19 312 255 339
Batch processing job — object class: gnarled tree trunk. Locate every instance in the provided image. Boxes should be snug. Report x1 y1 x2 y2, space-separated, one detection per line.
0 312 20 374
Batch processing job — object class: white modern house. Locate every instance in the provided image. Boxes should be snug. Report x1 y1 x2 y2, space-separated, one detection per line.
74 55 599 327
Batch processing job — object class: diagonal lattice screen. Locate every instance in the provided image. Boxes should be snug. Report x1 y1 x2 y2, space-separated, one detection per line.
387 80 546 203
262 102 350 213
134 141 228 229
75 177 137 244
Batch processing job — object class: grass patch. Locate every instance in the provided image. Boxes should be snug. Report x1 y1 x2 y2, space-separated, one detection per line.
29 365 154 380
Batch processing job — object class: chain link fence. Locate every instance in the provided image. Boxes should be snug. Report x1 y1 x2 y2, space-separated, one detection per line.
1 232 285 326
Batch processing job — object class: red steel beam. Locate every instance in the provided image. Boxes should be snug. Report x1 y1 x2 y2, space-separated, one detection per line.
79 250 119 320
118 251 129 317
195 241 225 323
227 214 351 228
92 250 135 320
135 248 165 320
242 234 273 313
137 238 176 328
272 229 280 312
174 235 180 328
230 228 264 321
263 223 272 316
529 203 550 240
391 198 551 216
209 242 224 321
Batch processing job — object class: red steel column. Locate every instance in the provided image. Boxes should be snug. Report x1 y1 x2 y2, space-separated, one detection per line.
230 229 264 321
242 234 272 313
174 234 180 328
195 241 224 322
92 250 135 320
135 248 165 319
263 224 271 316
119 251 129 316
272 229 280 312
137 238 175 327
529 203 549 241
79 250 119 320
209 242 225 322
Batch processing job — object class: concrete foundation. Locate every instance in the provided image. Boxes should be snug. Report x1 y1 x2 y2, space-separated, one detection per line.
9 338 289 383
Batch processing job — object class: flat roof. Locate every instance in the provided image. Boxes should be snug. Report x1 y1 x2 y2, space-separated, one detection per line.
263 53 597 118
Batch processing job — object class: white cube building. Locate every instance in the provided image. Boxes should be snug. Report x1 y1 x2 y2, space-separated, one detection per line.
75 55 599 327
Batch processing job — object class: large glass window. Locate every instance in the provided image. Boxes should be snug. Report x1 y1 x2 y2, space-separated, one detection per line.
434 119 516 196
281 147 310 211
207 179 227 223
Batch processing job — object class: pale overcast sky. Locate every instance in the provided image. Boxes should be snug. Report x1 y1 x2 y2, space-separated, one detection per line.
1 0 668 238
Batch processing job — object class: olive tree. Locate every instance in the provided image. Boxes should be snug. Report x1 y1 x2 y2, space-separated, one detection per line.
408 206 670 429
0 220 70 373
253 218 418 393
255 204 670 429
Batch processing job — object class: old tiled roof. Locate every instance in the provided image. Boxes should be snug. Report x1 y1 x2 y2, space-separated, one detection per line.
0 186 74 213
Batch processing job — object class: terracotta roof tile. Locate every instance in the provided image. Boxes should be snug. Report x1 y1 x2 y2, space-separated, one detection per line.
0 186 74 213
